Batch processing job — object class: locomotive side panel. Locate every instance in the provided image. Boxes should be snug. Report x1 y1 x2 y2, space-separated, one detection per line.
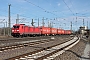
34 27 41 34
24 26 29 34
29 27 34 34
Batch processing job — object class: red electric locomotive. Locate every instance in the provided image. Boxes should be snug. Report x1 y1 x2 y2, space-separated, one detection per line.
11 24 41 37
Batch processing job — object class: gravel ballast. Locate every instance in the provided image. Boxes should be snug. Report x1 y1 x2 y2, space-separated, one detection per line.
53 39 86 60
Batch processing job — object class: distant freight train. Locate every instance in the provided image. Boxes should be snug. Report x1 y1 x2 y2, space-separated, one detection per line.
11 24 71 37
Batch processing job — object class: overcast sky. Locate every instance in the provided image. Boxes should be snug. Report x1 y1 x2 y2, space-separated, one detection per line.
0 0 90 30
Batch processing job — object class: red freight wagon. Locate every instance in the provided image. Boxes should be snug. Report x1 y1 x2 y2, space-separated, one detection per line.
66 30 71 34
64 30 67 34
51 28 57 35
64 30 71 34
68 30 71 34
61 29 65 34
57 29 62 35
41 27 50 35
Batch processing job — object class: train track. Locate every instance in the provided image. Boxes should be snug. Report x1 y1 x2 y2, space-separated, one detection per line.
0 38 54 53
0 36 71 52
5 36 79 60
0 35 73 60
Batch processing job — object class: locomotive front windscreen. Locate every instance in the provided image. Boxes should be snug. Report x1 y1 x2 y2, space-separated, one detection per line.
13 26 19 28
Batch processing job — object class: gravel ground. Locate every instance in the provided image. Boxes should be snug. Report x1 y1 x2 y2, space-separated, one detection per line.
53 39 86 60
0 36 13 39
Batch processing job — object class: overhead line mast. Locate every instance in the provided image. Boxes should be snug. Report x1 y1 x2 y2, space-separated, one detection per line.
8 4 11 36
16 14 19 24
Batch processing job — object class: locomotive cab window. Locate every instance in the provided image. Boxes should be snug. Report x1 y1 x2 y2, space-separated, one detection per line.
13 26 19 28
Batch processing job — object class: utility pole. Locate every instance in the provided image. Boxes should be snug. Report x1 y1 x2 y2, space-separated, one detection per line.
8 4 11 36
38 18 39 27
87 21 88 29
50 22 52 28
71 21 72 34
42 17 45 27
71 21 72 31
6 21 7 35
0 19 5 35
16 14 19 24
6 21 7 28
52 22 53 28
83 19 84 26
46 18 49 27
4 23 5 36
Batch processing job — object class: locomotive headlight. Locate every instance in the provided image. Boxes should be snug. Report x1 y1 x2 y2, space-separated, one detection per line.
12 30 14 32
17 30 19 31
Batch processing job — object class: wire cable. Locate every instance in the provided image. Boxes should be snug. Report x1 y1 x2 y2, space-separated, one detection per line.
24 0 57 17
63 0 75 16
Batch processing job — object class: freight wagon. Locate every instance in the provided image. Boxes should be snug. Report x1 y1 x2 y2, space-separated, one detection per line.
40 27 50 36
51 28 57 35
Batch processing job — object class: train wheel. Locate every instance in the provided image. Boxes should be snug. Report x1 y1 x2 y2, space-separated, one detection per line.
16 35 19 38
21 35 23 38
